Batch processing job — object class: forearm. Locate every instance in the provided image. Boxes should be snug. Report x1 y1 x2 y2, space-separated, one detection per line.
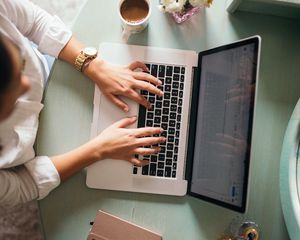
58 36 84 65
50 141 102 182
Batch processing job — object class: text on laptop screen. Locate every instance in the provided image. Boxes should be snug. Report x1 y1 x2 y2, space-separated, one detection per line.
189 42 258 210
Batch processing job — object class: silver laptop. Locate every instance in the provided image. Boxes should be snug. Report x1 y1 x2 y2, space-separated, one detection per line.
87 36 261 212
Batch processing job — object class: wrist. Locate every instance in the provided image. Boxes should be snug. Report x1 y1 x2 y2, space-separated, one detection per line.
83 57 106 80
74 47 98 72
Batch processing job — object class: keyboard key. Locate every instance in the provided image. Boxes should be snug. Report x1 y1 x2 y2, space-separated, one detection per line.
158 162 164 169
165 77 172 84
164 92 171 99
161 123 168 130
157 169 164 177
180 83 184 90
172 163 177 170
174 147 178 154
149 96 155 103
142 165 149 175
166 159 172 166
181 67 185 74
158 154 165 161
150 163 157 176
158 65 165 77
171 97 178 104
151 64 158 77
165 85 171 92
155 109 162 115
171 105 177 112
174 66 180 73
169 120 176 127
166 151 173 158
163 100 170 107
162 116 168 122
146 120 153 126
165 167 171 177
133 167 138 174
166 66 173 76
168 128 175 135
173 74 179 81
147 112 154 119
172 90 178 96
180 75 185 82
154 116 160 124
155 101 162 108
163 108 169 115
150 155 157 162
173 82 179 89
170 112 176 120
167 143 173 150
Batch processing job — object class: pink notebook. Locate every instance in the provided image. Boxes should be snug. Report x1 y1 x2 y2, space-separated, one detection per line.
87 210 162 240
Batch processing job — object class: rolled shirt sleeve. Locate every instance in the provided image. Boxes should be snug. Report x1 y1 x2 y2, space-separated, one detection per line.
25 156 61 200
1 0 72 57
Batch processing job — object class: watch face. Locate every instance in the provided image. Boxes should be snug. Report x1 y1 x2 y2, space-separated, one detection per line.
84 47 97 57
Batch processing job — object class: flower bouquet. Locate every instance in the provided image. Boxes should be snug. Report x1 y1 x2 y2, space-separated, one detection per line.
158 0 213 23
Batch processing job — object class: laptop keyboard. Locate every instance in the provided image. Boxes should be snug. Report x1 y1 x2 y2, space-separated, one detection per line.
133 63 186 178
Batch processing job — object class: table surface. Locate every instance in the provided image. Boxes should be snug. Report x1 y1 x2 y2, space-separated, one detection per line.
37 0 300 239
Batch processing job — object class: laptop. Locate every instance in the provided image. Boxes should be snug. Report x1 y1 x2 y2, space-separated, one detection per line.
87 36 261 213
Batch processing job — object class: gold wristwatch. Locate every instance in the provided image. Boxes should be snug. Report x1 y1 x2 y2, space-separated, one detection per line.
74 47 98 72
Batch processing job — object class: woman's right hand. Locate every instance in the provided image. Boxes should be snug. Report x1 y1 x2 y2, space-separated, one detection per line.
90 116 166 166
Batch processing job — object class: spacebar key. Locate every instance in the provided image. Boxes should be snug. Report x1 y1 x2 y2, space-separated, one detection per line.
138 106 146 128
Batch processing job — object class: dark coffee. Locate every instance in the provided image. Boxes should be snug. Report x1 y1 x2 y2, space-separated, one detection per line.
120 0 149 23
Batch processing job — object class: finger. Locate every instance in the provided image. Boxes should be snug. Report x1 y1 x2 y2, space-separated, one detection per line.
132 71 162 86
128 61 149 72
106 94 129 112
133 80 163 96
133 147 161 155
123 88 151 109
129 157 149 167
112 116 137 128
133 127 163 137
136 136 166 147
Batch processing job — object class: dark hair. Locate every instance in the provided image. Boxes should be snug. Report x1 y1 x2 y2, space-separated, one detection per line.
0 34 13 93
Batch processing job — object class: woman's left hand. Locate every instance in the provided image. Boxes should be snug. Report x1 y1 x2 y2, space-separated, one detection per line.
84 58 164 112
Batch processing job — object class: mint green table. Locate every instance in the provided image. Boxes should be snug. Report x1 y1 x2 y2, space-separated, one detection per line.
36 0 300 239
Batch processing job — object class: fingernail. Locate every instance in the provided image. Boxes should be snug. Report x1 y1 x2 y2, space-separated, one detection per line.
160 128 164 132
158 80 162 85
159 91 164 96
124 107 129 112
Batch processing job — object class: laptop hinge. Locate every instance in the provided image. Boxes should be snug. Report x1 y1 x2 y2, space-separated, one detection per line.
183 66 199 181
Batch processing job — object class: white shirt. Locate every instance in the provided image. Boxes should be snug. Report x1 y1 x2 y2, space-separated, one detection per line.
0 0 72 208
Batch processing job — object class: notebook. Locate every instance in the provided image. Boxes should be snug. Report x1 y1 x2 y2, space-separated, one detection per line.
87 36 261 212
87 210 162 240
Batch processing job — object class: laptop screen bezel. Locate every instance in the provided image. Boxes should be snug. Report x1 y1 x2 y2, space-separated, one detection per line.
185 36 260 213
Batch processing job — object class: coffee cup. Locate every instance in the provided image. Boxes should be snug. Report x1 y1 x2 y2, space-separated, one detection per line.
118 0 151 42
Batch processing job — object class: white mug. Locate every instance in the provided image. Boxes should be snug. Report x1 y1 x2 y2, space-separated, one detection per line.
118 0 151 42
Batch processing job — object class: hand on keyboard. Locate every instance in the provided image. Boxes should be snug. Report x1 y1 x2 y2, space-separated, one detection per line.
91 116 166 166
85 59 163 112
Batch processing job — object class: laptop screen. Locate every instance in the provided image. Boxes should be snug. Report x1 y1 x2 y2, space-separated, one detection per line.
187 37 260 212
